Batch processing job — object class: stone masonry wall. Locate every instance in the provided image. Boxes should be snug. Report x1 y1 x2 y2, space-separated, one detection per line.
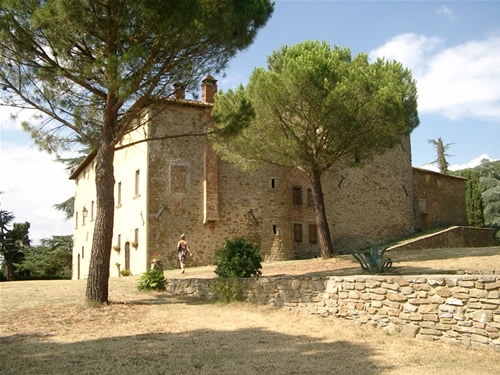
165 274 500 351
413 168 468 230
388 227 496 251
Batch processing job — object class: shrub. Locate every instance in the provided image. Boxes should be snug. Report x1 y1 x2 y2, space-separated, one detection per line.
214 237 262 278
211 278 244 303
351 242 393 274
137 269 166 291
120 269 132 277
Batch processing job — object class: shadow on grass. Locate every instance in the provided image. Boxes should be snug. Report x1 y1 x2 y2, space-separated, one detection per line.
0 329 391 375
115 293 212 306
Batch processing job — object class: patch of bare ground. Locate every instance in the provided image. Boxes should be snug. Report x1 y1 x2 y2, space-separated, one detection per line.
1 247 499 374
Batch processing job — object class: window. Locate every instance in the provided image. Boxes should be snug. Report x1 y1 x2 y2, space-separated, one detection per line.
293 223 303 243
91 201 94 221
271 178 276 189
418 198 427 214
75 212 78 228
170 164 187 193
309 224 318 244
135 169 140 196
82 209 86 226
292 186 302 206
307 188 314 207
117 234 121 248
82 246 84 259
273 225 277 235
117 182 122 205
134 228 139 243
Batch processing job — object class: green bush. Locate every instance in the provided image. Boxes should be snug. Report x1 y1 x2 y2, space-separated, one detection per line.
351 242 393 274
211 278 244 303
214 237 262 278
137 269 166 291
120 269 132 276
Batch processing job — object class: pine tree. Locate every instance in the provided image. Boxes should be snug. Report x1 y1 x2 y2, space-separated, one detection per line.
1 0 273 302
455 169 485 227
212 41 419 258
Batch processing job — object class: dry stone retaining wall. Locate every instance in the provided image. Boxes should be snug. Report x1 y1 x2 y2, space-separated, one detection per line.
165 273 500 351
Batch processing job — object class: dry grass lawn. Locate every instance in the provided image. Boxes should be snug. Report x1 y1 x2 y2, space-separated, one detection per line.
166 246 500 279
1 246 500 375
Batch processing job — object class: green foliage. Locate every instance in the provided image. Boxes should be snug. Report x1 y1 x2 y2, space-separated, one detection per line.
477 160 500 228
16 235 73 280
137 269 166 291
454 169 485 227
455 159 500 234
120 269 132 277
0 210 31 281
351 242 393 274
214 237 262 278
0 0 274 152
0 0 273 302
211 278 244 303
53 196 75 221
212 41 419 258
212 41 419 172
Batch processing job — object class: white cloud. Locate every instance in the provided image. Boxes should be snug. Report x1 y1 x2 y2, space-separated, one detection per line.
369 33 444 77
0 143 74 242
436 5 455 21
220 73 247 92
449 153 498 171
419 154 498 172
369 34 500 122
0 105 43 130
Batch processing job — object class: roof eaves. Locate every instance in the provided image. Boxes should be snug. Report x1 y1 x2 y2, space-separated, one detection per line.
412 167 468 180
69 149 97 180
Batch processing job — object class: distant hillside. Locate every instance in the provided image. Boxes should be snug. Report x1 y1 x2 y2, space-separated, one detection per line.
454 160 500 240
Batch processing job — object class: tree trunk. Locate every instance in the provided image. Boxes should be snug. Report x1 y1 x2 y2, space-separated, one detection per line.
86 132 115 303
309 169 334 258
5 257 15 281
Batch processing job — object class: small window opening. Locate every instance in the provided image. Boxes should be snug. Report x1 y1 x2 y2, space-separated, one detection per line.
273 225 277 235
292 186 303 206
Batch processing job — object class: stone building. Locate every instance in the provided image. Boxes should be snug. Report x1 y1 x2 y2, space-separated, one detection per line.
413 168 468 229
71 76 467 279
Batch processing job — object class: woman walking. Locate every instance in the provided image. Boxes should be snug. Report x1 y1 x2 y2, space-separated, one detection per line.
177 234 192 273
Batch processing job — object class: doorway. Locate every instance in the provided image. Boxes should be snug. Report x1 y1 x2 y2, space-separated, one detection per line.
125 242 131 270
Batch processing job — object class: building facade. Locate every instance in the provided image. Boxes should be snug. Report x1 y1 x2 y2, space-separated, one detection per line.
71 76 467 279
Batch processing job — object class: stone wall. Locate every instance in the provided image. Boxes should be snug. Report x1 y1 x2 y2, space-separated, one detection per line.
413 168 468 230
388 226 496 251
165 274 500 351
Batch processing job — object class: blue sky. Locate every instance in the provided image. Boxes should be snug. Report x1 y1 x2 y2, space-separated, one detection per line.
1 0 499 241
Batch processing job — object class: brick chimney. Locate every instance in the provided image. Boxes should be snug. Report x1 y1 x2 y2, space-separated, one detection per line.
201 75 217 104
173 82 185 100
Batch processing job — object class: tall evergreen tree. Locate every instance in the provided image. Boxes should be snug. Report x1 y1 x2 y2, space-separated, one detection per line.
17 235 73 279
428 137 453 173
1 0 273 302
0 210 31 281
212 41 419 258
455 169 485 227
